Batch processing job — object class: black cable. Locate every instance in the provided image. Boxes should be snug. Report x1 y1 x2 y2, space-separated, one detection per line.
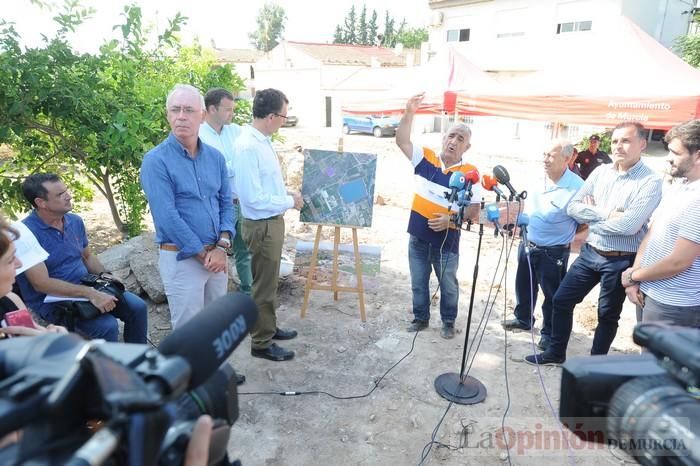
238 329 420 400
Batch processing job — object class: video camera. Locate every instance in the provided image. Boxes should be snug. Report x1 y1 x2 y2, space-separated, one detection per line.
559 322 700 465
0 293 258 466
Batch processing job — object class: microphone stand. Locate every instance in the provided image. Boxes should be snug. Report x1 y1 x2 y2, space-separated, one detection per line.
434 197 487 405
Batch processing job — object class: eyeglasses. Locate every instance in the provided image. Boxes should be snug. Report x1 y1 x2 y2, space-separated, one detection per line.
168 106 199 115
273 113 288 120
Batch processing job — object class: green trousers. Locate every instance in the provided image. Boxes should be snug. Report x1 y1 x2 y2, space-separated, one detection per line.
233 203 253 295
241 216 284 350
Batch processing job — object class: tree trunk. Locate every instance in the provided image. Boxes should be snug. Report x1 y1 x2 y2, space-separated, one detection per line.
100 170 127 239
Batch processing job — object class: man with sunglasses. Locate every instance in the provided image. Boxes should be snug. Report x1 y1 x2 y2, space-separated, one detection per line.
233 88 303 362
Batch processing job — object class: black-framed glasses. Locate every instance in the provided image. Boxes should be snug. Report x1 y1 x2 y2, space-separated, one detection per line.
273 113 288 120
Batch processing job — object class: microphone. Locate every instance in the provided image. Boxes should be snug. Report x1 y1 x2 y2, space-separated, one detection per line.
445 171 465 204
481 174 507 200
159 293 258 389
462 169 480 198
493 165 523 200
486 203 502 237
517 213 530 252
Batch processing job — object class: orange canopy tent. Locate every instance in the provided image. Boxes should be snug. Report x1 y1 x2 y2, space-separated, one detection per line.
453 16 700 130
341 46 498 116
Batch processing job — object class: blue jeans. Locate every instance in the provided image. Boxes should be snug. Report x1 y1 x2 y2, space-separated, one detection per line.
513 242 570 339
40 291 148 343
408 235 459 323
546 244 634 359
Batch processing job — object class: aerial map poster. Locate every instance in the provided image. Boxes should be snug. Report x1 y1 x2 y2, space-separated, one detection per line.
299 149 377 228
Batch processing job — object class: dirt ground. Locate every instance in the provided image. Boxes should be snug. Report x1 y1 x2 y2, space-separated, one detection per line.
83 124 670 466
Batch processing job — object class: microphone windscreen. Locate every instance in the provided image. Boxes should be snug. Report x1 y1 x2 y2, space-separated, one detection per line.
464 169 480 183
486 204 500 222
493 165 510 184
159 293 258 389
517 213 530 226
481 175 497 190
448 171 465 190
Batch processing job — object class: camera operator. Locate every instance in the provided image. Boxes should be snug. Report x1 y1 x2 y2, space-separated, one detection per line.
15 173 147 343
621 119 700 326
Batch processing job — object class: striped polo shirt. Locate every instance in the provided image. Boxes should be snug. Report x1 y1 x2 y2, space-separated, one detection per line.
408 146 482 254
566 159 662 253
640 179 700 306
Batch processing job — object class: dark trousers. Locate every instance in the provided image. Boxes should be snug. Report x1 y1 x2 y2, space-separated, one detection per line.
546 244 634 359
513 242 570 339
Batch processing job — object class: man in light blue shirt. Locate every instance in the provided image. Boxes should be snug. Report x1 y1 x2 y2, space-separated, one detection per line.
502 140 583 351
234 88 303 362
140 84 234 331
199 88 252 295
526 122 662 365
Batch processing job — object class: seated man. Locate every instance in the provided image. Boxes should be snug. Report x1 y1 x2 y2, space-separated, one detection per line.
15 173 147 343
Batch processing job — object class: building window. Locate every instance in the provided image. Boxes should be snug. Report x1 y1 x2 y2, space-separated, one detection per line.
496 31 525 38
447 28 470 42
556 20 592 34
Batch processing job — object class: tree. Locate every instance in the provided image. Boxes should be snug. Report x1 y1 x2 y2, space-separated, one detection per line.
248 3 286 52
358 5 368 45
343 5 357 45
395 26 428 49
676 34 700 68
367 10 379 46
0 2 245 236
381 11 395 47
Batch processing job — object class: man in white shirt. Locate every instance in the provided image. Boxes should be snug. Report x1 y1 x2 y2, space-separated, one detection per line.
233 88 303 362
199 88 252 295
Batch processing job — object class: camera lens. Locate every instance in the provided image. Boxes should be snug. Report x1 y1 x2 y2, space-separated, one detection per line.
607 374 700 464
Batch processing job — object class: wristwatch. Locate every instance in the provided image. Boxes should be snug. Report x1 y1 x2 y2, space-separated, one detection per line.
624 269 639 285
217 237 231 249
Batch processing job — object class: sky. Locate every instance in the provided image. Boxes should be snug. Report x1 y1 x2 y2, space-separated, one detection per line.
2 0 432 52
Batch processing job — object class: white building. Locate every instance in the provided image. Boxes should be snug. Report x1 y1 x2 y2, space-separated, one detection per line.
253 41 420 128
213 48 264 99
426 0 696 74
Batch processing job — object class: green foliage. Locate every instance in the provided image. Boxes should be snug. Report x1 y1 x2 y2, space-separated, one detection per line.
333 5 424 48
0 1 245 237
395 26 428 49
675 34 700 68
248 3 287 52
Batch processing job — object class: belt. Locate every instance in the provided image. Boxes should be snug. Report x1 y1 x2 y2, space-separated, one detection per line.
160 244 215 252
590 246 635 257
245 214 283 221
527 241 568 250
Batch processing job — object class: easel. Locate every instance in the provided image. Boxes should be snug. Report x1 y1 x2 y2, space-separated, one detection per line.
300 136 367 321
300 224 366 321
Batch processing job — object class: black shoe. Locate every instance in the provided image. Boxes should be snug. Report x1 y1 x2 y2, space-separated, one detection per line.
524 352 565 366
440 324 455 339
537 337 550 351
273 327 298 340
501 318 531 331
407 319 428 332
251 343 295 361
235 373 246 385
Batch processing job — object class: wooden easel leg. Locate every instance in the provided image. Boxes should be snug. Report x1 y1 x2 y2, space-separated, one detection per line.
301 225 323 318
352 228 367 322
332 226 341 301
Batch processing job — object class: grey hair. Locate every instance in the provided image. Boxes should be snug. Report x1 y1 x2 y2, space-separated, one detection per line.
445 122 472 139
165 84 205 110
549 138 573 158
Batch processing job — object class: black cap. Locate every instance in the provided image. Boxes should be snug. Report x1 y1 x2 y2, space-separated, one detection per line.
589 134 601 141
